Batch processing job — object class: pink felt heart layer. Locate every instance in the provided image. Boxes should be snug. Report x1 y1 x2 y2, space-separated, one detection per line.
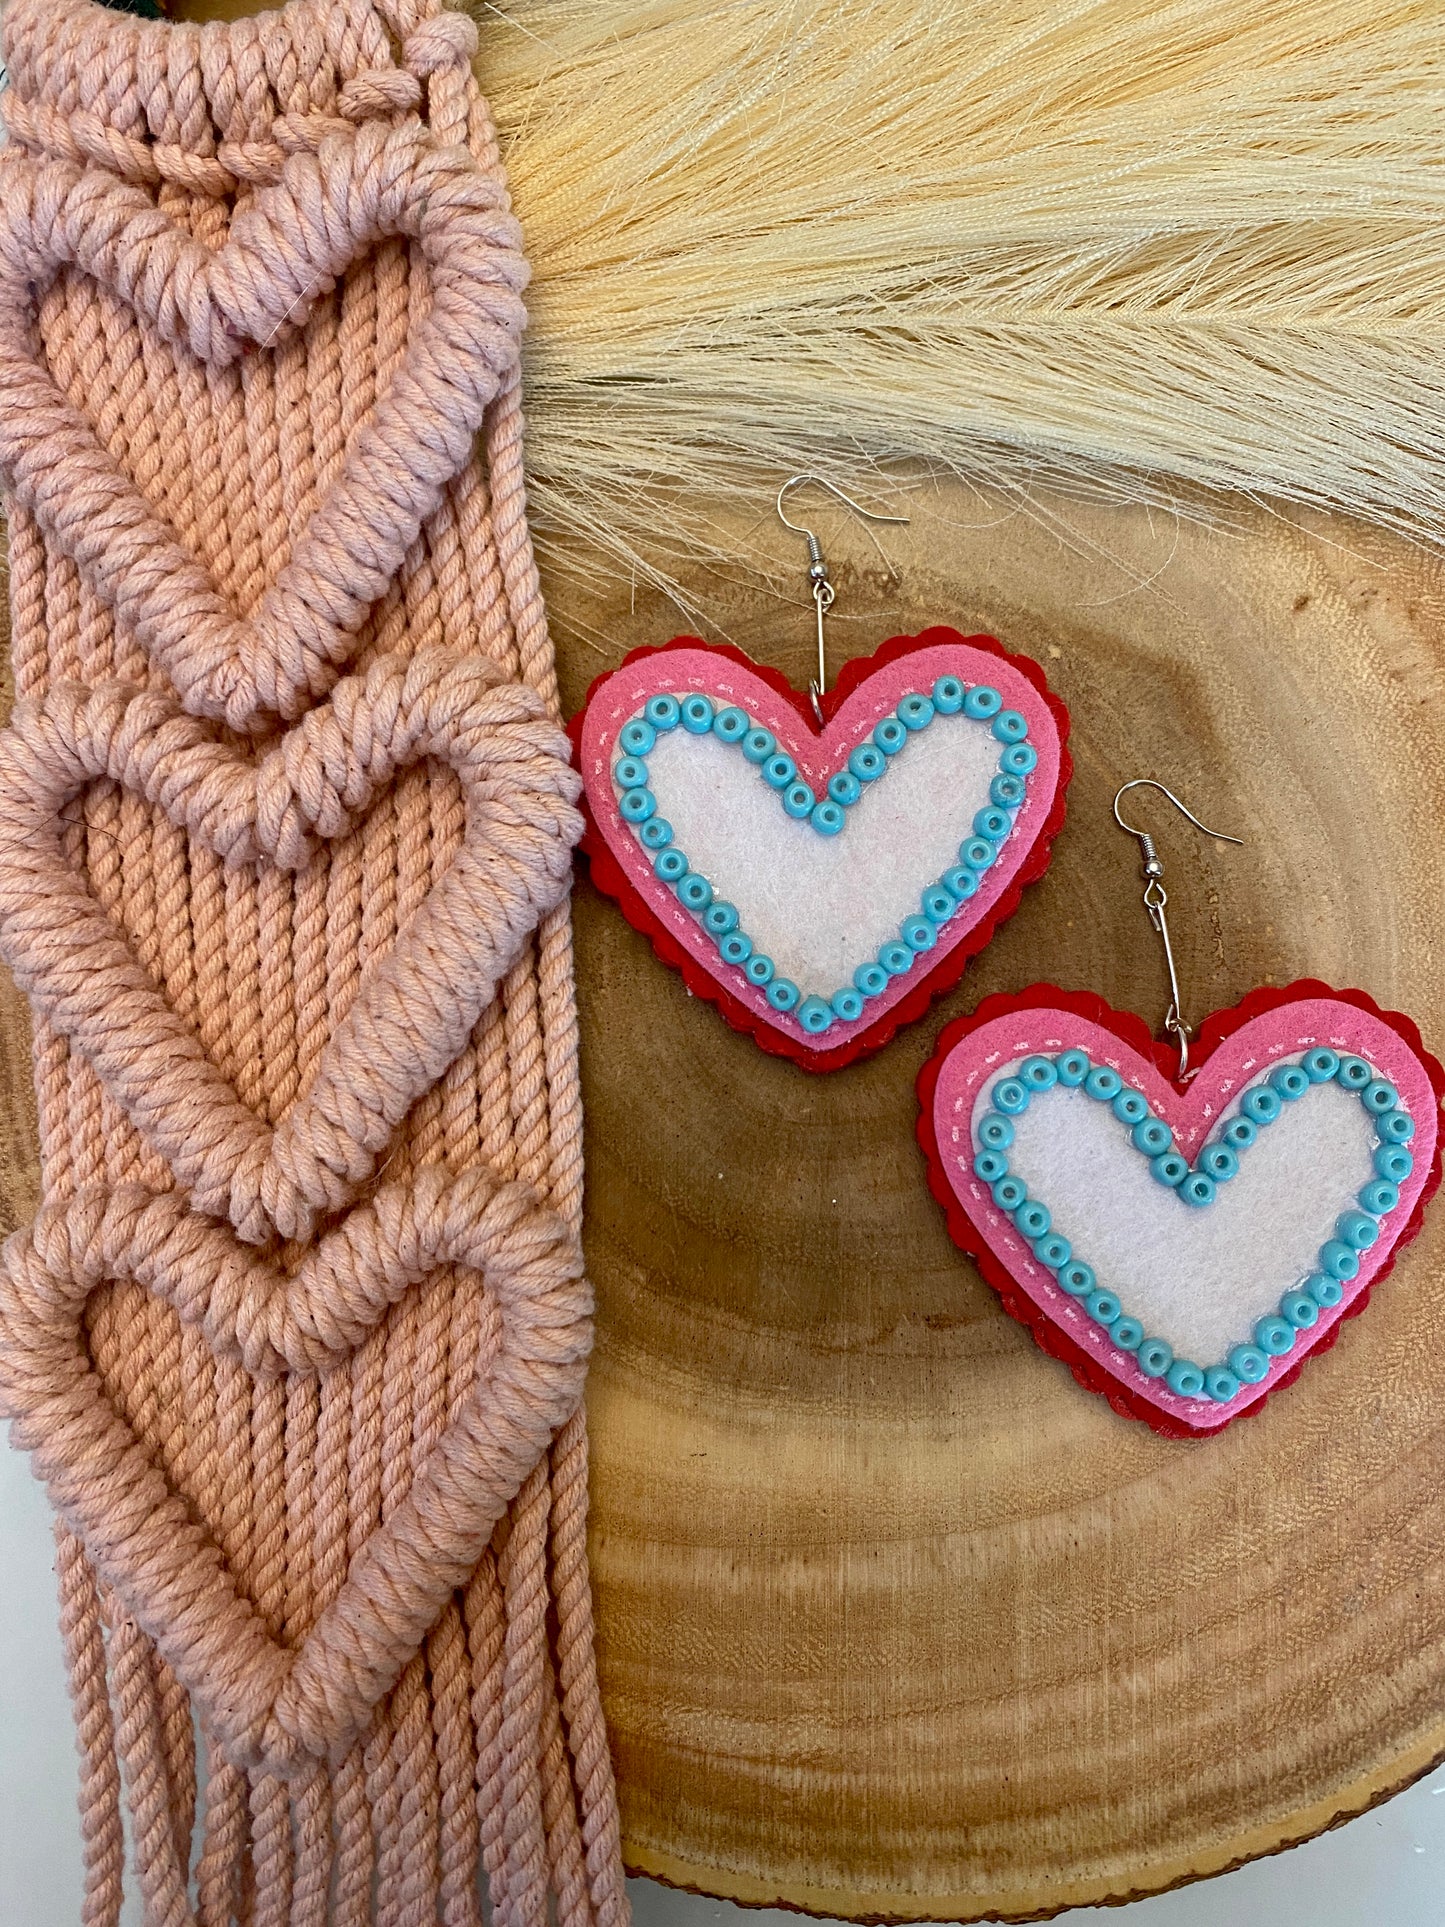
572 631 1070 1069
918 984 1443 1436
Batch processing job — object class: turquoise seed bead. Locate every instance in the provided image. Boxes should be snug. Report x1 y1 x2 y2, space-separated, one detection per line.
1269 1064 1310 1101
850 743 887 782
1137 1338 1173 1379
897 693 935 730
992 1176 1028 1211
990 773 1026 809
719 932 752 965
963 684 1002 719
991 710 1028 743
1035 1233 1072 1269
1151 1151 1189 1187
922 884 956 923
742 726 776 764
1376 1145 1414 1182
1222 1115 1258 1151
1167 1360 1205 1398
1019 1056 1058 1091
879 940 914 976
974 1150 1009 1183
1001 742 1038 776
832 987 865 1022
782 780 815 818
1180 1171 1216 1207
680 693 714 733
1281 1289 1319 1330
1336 1209 1378 1251
1133 1118 1172 1156
944 866 980 902
1307 1272 1344 1308
1112 1088 1149 1125
1056 1049 1091 1086
639 817 673 850
902 915 937 952
1360 1178 1399 1216
1204 1367 1241 1404
1303 1047 1340 1081
1363 1079 1399 1115
763 752 796 790
854 962 889 997
614 756 649 790
619 718 655 756
1084 1065 1123 1101
1241 1085 1282 1125
992 1078 1031 1115
797 996 834 1034
1379 1109 1415 1143
1086 1288 1122 1327
1015 1200 1051 1238
1337 1056 1373 1090
828 770 861 807
1229 1345 1271 1384
677 872 713 911
1200 1143 1239 1182
1058 1260 1095 1297
619 787 656 822
766 978 801 1012
744 953 774 986
1320 1240 1360 1281
932 675 966 713
654 848 688 883
1112 1317 1145 1351
974 805 1012 842
704 900 739 936
644 694 680 730
978 1113 1015 1151
713 706 749 742
1262 1317 1305 1372
960 837 996 871
873 717 908 756
811 799 845 835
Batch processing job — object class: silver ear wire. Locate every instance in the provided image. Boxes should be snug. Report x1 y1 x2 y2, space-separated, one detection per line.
1112 779 1243 1083
776 475 907 726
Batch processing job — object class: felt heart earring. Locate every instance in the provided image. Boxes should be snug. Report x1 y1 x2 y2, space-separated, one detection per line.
918 779 1444 1438
570 476 1071 1069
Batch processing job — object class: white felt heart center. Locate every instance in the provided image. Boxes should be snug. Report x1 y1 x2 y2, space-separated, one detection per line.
642 721 1003 989
976 1066 1376 1360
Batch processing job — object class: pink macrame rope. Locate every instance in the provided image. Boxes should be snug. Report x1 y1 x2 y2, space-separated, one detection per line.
0 0 629 1920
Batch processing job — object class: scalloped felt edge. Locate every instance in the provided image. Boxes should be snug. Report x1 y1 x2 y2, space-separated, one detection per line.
915 981 1445 1439
567 628 1073 1072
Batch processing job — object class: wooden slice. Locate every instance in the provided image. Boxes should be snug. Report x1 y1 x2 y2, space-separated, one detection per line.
545 483 1445 1919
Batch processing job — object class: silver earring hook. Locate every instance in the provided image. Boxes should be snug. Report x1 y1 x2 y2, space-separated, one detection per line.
775 474 908 726
1112 779 1243 1084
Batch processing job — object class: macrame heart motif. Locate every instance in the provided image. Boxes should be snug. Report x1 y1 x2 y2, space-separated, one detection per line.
919 985 1443 1436
572 630 1070 1068
0 648 582 1245
0 116 527 729
0 1165 589 1776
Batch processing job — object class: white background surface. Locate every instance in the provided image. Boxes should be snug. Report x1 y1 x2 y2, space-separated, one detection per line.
3 1430 1443 1925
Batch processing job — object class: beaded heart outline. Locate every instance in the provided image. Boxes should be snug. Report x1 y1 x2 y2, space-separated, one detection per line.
916 980 1445 1439
568 628 1072 1071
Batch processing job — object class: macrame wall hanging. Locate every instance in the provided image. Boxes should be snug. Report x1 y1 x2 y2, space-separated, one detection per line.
0 1 628 1923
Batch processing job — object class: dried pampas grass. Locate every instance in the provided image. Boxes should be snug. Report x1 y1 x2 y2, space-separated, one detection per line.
473 0 1445 591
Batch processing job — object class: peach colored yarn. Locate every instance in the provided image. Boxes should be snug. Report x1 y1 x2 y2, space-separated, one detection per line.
0 3 629 1924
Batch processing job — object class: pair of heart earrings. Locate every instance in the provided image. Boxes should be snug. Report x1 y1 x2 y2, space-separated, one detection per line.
569 478 1442 1438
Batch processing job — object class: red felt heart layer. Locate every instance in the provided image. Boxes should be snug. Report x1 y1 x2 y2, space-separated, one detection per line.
571 630 1071 1070
0 118 527 728
0 1165 589 1777
918 983 1443 1437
